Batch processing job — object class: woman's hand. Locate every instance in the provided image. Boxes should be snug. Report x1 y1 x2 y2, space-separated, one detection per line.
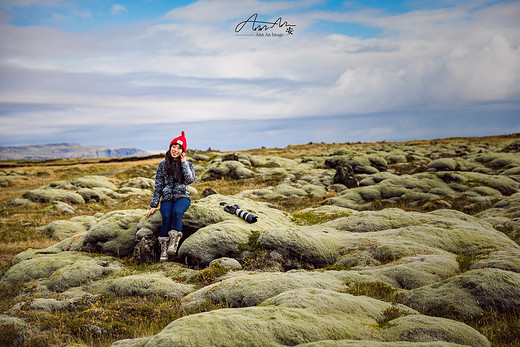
146 207 157 217
180 152 187 162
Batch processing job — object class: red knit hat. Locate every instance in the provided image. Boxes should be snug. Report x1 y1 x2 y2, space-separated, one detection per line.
169 131 187 151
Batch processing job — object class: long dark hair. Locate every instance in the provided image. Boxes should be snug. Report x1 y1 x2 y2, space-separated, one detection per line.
164 146 183 182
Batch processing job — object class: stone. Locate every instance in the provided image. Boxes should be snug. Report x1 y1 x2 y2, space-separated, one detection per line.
44 258 122 292
82 209 147 257
178 220 255 267
131 288 488 347
183 194 292 231
501 140 520 152
202 160 251 180
77 188 109 202
401 268 520 320
54 201 75 214
381 315 489 347
202 188 218 197
0 252 119 288
27 298 73 312
333 165 358 188
0 314 39 345
70 175 118 190
470 249 520 273
39 219 87 240
6 198 35 206
122 177 155 189
87 273 195 300
209 257 243 271
368 154 388 171
118 187 152 196
181 270 346 310
359 186 382 201
355 165 379 174
23 188 85 204
387 155 408 164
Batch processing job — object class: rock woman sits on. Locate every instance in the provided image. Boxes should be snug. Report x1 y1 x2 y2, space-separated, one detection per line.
146 131 195 262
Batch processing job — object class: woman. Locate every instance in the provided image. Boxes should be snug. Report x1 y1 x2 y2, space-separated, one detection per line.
147 131 195 262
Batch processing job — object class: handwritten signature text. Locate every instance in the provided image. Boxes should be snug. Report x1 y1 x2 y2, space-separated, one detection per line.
235 13 295 36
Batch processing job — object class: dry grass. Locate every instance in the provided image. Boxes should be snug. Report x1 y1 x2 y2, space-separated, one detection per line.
0 292 230 346
193 177 268 196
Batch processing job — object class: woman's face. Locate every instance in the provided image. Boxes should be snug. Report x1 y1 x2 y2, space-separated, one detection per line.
170 143 184 158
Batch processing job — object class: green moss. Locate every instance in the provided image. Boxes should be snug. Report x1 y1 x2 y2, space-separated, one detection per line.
292 210 352 225
344 281 398 303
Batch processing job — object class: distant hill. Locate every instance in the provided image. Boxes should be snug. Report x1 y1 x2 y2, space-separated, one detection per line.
0 143 151 160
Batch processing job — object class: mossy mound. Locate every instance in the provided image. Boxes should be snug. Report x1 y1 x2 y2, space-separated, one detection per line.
470 249 520 273
115 288 488 347
83 209 148 257
296 341 466 346
0 314 39 345
401 268 520 319
87 273 195 300
181 270 346 310
258 208 518 270
22 188 86 204
324 169 519 210
38 218 91 240
0 252 120 287
19 174 155 208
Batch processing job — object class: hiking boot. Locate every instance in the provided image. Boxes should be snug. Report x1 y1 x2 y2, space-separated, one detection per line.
158 237 170 262
167 230 183 255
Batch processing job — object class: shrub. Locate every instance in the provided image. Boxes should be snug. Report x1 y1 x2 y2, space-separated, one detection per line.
292 209 352 225
195 262 229 286
344 281 398 302
379 304 409 327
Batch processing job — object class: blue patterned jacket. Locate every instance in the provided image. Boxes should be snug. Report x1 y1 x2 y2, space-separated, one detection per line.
150 160 195 208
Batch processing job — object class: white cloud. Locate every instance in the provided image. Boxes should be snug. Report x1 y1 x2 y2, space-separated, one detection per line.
433 34 520 101
110 4 127 15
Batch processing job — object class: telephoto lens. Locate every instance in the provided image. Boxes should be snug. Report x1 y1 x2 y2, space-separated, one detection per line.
220 202 258 223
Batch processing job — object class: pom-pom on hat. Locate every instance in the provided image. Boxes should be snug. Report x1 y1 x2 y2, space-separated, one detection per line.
169 131 187 151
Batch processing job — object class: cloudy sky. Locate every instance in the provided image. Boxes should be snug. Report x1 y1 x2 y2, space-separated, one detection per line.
0 0 519 151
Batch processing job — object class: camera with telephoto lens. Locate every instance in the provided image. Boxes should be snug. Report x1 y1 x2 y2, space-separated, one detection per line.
220 202 258 223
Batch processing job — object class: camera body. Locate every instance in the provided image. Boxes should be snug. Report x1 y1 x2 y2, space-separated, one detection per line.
220 202 258 223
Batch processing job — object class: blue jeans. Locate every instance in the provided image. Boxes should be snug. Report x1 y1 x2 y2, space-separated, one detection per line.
159 198 191 237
